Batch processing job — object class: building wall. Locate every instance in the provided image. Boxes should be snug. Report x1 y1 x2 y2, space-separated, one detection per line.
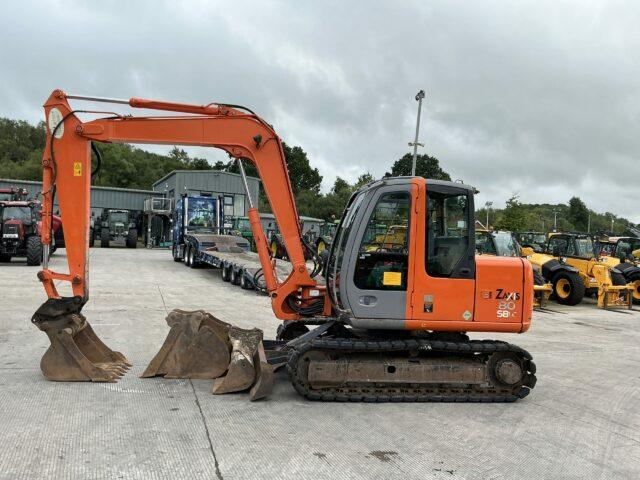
0 178 159 218
152 170 260 217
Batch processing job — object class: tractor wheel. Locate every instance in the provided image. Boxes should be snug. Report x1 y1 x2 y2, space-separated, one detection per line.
0 254 11 263
552 271 585 306
222 264 231 282
172 245 181 262
101 228 110 248
611 270 627 286
89 228 95 248
126 229 137 249
626 272 640 305
26 236 43 266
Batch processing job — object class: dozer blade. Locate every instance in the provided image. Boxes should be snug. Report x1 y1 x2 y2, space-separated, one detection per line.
32 296 131 382
142 309 232 379
249 342 274 401
212 327 262 395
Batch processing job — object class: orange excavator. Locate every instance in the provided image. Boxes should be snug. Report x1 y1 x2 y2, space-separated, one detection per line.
33 89 536 402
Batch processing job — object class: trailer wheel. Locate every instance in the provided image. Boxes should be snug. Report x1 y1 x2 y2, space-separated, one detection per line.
552 271 584 306
0 254 11 263
126 229 137 249
100 228 110 248
26 236 43 266
233 268 243 285
239 270 251 289
222 264 231 282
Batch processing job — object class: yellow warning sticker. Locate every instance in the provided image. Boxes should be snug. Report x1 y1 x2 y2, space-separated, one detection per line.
73 162 82 176
383 271 402 286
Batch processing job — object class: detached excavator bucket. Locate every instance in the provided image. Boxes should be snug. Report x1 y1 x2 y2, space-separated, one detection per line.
142 309 232 379
32 297 131 382
249 342 274 401
212 327 262 394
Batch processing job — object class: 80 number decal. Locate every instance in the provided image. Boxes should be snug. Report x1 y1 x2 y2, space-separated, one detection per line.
497 300 516 318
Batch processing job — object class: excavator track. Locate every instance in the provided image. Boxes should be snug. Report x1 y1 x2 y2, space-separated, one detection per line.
287 337 536 402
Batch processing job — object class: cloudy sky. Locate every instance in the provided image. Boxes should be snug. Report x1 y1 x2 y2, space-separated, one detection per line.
2 1 639 219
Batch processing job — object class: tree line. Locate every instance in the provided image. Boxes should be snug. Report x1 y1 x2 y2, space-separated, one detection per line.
0 117 634 232
478 195 634 236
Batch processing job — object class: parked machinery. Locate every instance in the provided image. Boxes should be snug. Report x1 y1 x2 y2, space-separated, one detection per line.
32 90 536 403
525 232 634 309
597 236 640 303
229 216 255 251
514 231 547 253
315 220 339 253
171 193 249 268
0 195 62 265
95 209 137 248
476 230 552 308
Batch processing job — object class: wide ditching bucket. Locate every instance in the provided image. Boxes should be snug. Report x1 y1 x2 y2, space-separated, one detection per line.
142 309 232 379
143 309 275 400
31 297 131 382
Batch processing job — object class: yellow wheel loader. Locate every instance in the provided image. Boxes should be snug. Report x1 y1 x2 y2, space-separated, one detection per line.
524 233 633 309
476 230 552 308
597 236 640 304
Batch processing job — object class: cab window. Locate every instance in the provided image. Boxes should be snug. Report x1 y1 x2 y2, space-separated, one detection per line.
426 191 470 277
353 192 410 290
548 236 570 255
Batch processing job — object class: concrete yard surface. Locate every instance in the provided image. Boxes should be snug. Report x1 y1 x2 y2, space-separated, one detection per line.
1 247 639 479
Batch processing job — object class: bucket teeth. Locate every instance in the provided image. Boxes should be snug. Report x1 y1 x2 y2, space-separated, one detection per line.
32 297 130 383
212 327 262 395
142 309 232 379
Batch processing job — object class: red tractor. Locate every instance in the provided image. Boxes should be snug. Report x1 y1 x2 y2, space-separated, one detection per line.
0 190 62 265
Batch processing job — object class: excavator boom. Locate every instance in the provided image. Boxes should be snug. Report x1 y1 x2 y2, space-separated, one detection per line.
39 90 325 320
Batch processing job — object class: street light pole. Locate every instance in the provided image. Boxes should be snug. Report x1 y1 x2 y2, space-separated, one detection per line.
485 201 493 229
409 90 426 176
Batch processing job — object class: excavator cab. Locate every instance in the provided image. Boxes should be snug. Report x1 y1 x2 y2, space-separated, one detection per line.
327 178 532 327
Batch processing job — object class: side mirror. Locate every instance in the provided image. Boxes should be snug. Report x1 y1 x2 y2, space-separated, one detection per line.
521 246 534 257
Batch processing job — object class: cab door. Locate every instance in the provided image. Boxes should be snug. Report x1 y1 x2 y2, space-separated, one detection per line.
408 182 476 324
342 183 414 320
